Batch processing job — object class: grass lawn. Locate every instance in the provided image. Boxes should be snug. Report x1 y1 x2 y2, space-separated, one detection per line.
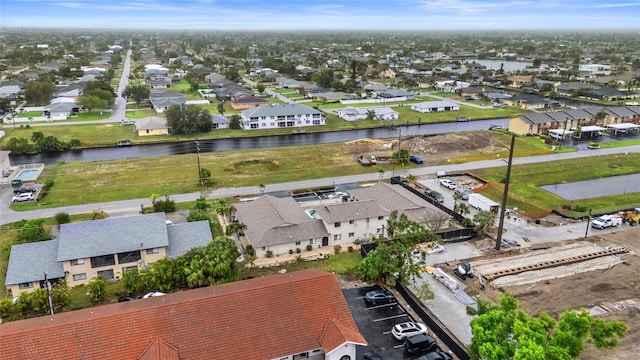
16 111 42 118
0 123 136 147
471 152 640 217
125 109 157 118
71 111 112 121
241 251 362 279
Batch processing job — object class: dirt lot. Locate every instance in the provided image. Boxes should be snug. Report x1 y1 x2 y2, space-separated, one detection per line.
447 230 640 360
345 132 506 165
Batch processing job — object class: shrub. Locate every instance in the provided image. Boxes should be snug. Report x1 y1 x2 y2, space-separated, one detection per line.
152 196 176 213
296 248 301 254
54 212 71 224
288 249 294 255
37 179 55 202
306 244 312 251
245 244 256 257
348 246 354 253
266 250 273 258
333 244 342 254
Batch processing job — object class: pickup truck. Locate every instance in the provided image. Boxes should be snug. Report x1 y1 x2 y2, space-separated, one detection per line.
591 215 622 229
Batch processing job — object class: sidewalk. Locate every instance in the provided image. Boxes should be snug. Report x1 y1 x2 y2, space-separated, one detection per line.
250 242 360 267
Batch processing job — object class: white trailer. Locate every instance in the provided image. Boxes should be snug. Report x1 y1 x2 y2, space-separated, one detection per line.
434 268 459 291
468 193 499 213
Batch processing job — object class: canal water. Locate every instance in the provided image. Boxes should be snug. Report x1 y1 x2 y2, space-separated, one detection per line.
540 173 640 200
9 118 510 165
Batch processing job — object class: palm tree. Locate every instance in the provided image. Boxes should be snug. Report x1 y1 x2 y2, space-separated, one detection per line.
225 222 247 237
378 168 385 180
258 183 265 195
455 202 471 218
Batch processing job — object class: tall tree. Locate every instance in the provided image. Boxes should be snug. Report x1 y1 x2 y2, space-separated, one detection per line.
78 95 107 113
229 114 242 129
468 293 626 360
166 104 212 134
123 84 150 107
24 81 54 106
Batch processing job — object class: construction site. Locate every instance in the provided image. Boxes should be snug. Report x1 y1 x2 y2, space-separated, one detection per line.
439 230 640 359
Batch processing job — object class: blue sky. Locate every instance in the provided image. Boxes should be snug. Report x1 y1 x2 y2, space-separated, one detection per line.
2 0 639 30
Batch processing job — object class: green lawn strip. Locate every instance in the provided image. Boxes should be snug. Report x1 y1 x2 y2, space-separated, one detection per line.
16 111 42 118
70 111 112 121
471 152 640 215
125 109 157 118
0 123 136 147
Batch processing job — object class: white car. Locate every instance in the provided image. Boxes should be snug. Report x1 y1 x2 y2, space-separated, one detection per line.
439 179 456 190
392 321 428 340
143 291 166 298
12 192 35 203
427 244 446 254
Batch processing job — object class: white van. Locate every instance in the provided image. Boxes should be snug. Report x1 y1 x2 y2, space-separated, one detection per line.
549 132 563 140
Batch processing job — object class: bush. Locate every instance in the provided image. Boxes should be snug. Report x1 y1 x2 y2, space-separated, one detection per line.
288 249 294 255
152 196 176 213
333 244 342 254
348 246 354 253
245 244 256 257
296 248 301 254
265 250 273 258
37 179 55 202
306 244 313 251
54 212 71 224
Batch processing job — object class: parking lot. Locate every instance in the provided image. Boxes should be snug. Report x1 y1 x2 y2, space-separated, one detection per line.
343 285 453 360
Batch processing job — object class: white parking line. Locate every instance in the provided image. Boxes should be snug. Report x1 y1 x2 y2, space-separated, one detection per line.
373 314 408 322
364 302 397 310
393 344 405 349
382 330 392 335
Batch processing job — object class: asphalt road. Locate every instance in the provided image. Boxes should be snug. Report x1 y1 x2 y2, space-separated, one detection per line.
2 144 638 227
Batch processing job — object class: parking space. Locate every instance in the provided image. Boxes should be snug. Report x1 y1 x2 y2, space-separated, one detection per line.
344 285 443 360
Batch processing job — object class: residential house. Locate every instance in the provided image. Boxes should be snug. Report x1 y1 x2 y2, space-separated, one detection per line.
277 78 303 89
134 116 170 136
240 104 325 130
434 80 470 93
507 106 635 135
579 64 611 73
410 100 460 113
205 72 226 83
43 101 77 118
379 68 396 78
5 213 212 297
459 86 485 99
580 87 627 101
211 114 229 129
605 105 640 124
502 94 554 110
378 89 416 100
0 85 22 101
0 150 11 180
191 64 211 76
235 183 450 258
230 94 269 110
149 89 186 112
337 107 399 121
146 75 172 88
555 82 598 97
0 270 366 360
507 75 533 88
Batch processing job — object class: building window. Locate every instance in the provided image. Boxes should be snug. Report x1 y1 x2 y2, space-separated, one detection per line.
334 234 341 241
377 228 383 234
309 239 315 245
90 254 116 268
262 246 267 251
146 248 159 255
378 216 384 220
19 282 33 289
334 222 341 228
97 269 115 280
117 250 141 264
349 220 355 224
349 232 355 237
72 273 87 281
295 241 301 246
70 258 84 266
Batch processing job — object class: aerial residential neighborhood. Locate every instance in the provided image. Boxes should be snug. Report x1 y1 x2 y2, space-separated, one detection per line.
1 1 640 359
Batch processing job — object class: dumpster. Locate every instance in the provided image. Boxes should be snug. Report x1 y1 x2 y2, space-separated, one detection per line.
11 179 23 188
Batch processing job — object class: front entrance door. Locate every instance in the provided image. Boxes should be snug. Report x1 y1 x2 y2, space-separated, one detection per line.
322 237 329 246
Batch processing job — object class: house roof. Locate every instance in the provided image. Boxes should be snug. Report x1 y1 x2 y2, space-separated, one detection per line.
57 213 169 261
165 221 212 258
348 182 434 223
235 196 329 248
135 117 169 130
0 270 366 360
231 95 269 105
241 103 321 118
211 114 228 125
45 102 76 112
411 100 459 109
606 106 640 117
149 91 187 108
313 199 387 224
5 240 65 286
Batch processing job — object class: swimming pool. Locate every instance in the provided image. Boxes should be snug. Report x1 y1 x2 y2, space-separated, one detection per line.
14 169 39 182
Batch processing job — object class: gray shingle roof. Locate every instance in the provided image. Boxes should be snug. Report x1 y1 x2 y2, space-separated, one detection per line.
57 213 169 261
241 104 321 118
235 196 329 248
313 199 387 224
166 221 213 258
5 240 65 286
135 116 168 130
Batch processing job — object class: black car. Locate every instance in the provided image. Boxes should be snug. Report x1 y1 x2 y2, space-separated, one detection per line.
364 289 395 305
417 350 453 360
404 334 437 354
13 187 36 195
363 351 382 360
410 155 424 164
117 294 141 302
425 190 445 203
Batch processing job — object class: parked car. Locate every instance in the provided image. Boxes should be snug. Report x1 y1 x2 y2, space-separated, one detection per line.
13 187 36 195
363 351 382 360
425 190 445 203
364 289 395 305
410 155 424 164
488 124 503 130
427 244 446 254
417 350 453 360
454 188 469 200
404 333 438 354
12 192 35 203
439 179 456 190
392 321 429 340
142 291 166 298
117 294 142 302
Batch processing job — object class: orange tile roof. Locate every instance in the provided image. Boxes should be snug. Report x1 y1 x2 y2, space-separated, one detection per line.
0 270 366 360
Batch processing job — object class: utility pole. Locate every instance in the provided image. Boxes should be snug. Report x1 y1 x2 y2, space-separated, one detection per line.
44 272 54 316
584 209 592 239
195 140 203 186
495 134 516 251
392 128 402 178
